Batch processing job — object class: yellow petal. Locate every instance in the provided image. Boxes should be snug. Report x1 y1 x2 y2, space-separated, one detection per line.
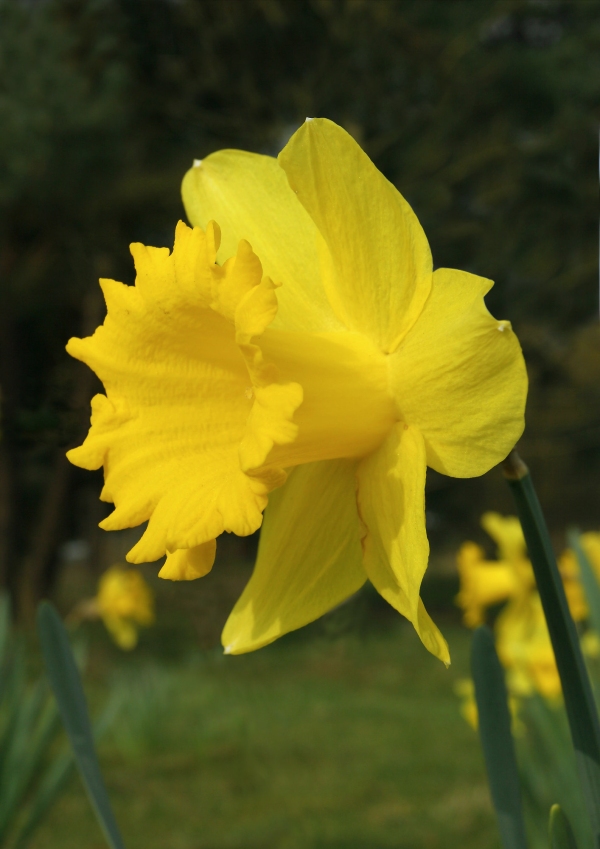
67 222 301 566
278 118 432 353
222 459 366 654
390 268 527 478
454 541 518 628
496 595 560 698
480 513 526 562
103 616 138 650
356 423 449 664
182 150 342 333
158 540 217 581
96 565 154 625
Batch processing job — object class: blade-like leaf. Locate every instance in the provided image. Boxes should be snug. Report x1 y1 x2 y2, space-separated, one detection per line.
0 594 10 672
472 626 528 849
0 639 27 794
37 601 126 849
549 804 579 849
568 530 600 637
0 680 57 840
504 451 600 844
11 749 74 849
12 685 120 849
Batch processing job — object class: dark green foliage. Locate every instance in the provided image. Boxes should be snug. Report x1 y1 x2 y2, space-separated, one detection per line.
518 696 589 849
472 626 528 849
506 458 600 846
0 593 73 848
37 601 125 849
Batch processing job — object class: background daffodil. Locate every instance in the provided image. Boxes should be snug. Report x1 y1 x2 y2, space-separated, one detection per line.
96 565 155 650
455 513 596 698
68 564 155 649
67 118 527 663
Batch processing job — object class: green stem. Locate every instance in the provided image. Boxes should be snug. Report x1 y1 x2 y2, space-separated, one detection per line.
503 450 600 847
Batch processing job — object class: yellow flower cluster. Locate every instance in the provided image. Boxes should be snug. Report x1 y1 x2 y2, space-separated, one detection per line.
456 515 600 702
96 565 155 650
67 118 527 660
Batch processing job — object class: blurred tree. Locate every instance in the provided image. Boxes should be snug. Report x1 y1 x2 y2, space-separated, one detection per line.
0 0 598 620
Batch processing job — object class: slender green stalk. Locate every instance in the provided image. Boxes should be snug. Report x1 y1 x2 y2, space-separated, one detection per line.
472 626 528 849
503 450 600 846
37 601 126 849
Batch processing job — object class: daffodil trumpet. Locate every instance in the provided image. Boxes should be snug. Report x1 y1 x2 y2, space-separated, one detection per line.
66 118 527 663
503 450 600 841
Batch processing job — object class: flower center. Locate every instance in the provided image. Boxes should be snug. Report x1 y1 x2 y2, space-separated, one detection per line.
259 328 397 469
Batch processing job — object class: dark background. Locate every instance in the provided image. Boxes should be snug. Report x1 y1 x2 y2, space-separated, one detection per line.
1 0 598 627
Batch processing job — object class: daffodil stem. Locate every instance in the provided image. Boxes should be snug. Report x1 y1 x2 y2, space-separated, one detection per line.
503 450 600 846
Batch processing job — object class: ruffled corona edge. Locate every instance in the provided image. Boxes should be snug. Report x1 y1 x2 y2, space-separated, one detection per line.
66 221 302 580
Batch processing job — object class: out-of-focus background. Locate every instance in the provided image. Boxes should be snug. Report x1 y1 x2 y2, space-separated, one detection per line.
0 1 598 847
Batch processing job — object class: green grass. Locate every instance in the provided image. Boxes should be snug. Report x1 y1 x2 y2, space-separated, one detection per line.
30 622 497 849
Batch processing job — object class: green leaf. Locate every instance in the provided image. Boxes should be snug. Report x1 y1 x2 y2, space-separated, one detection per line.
11 749 74 849
568 529 600 637
549 804 578 849
471 626 528 849
12 683 120 849
0 593 10 671
36 601 126 849
504 452 600 843
0 679 58 840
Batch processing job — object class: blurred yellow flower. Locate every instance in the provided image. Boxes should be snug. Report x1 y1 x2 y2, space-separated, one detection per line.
496 595 561 700
66 118 527 660
455 541 518 628
96 565 154 650
455 514 597 701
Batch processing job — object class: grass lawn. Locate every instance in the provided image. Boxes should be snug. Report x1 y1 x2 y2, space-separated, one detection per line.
29 619 498 849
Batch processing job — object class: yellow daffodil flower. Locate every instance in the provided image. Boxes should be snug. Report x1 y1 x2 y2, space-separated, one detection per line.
66 118 527 661
455 513 595 701
96 565 154 650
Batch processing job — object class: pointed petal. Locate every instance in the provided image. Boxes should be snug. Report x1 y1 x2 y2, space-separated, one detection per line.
222 459 366 654
390 268 527 478
357 424 449 663
278 118 432 353
182 150 342 333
